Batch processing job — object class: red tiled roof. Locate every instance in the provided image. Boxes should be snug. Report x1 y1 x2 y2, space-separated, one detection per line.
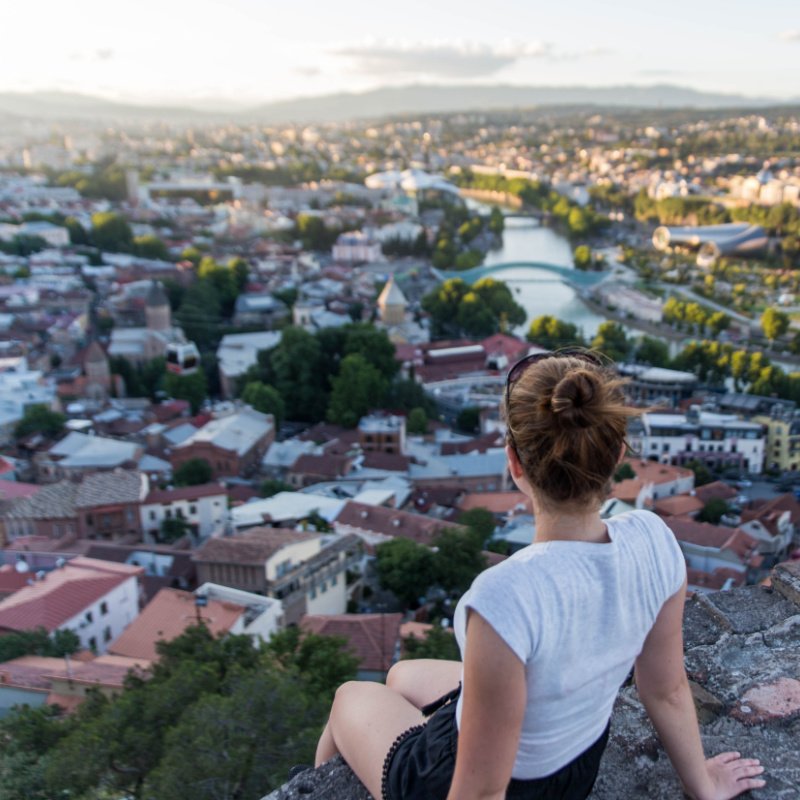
302 613 402 672
653 495 704 517
109 588 245 661
192 527 317 566
458 492 531 516
0 565 32 598
480 333 529 361
361 451 411 471
0 558 142 633
0 481 41 500
665 518 761 565
694 481 738 505
145 483 226 505
335 501 460 546
291 453 353 480
440 431 504 455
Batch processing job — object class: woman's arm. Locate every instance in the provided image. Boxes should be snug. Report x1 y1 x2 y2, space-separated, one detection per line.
635 579 765 800
446 610 526 800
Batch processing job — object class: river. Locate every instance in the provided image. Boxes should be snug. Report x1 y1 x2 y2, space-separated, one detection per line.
482 217 609 338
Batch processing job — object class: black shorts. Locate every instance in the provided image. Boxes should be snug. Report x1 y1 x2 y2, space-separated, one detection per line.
381 688 609 800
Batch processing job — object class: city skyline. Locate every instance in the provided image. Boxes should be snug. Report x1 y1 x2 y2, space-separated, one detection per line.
5 0 800 106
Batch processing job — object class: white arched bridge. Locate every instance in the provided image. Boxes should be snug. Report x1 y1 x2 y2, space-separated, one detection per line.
433 261 610 288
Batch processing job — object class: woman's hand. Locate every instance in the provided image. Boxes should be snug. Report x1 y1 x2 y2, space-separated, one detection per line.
687 752 766 800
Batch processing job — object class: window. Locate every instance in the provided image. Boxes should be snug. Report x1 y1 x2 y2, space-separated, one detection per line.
309 587 317 600
103 626 112 643
190 505 196 515
100 601 108 616
88 636 97 652
331 575 337 586
87 514 94 526
321 580 327 593
150 511 156 521
85 611 93 624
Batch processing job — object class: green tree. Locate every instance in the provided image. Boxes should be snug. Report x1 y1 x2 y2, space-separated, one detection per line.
488 206 505 235
635 336 670 368
228 257 250 292
591 321 629 362
159 516 192 544
145 668 321 800
407 407 428 435
241 381 285 428
573 244 592 270
164 370 207 414
269 327 328 422
327 353 387 428
432 528 487 596
402 625 461 661
264 627 359 702
0 628 80 662
456 508 497 548
174 458 213 487
14 405 66 440
527 315 585 349
259 479 293 498
91 211 133 252
456 406 481 434
375 538 436 607
697 498 731 525
343 323 400 381
685 459 713 487
761 306 790 344
614 462 636 482
134 234 169 260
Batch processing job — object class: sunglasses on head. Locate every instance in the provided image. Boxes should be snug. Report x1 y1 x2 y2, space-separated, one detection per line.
504 349 605 452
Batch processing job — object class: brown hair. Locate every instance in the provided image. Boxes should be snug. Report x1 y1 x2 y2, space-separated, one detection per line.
503 354 639 506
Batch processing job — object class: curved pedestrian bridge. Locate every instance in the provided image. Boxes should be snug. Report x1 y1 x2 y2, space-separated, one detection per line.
433 261 610 288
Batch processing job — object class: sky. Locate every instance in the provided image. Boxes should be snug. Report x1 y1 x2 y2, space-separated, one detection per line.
4 0 799 106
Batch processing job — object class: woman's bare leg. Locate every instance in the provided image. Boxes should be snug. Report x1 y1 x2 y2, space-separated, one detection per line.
385 659 462 709
315 680 427 799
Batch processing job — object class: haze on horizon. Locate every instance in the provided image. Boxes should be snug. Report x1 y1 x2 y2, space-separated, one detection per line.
5 0 800 107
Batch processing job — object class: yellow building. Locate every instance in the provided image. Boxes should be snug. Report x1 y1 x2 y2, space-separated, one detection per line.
755 415 800 472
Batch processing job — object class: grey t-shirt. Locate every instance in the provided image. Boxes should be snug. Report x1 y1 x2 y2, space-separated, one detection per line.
453 509 686 779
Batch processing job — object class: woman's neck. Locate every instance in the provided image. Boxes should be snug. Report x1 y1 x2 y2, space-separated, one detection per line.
532 502 610 545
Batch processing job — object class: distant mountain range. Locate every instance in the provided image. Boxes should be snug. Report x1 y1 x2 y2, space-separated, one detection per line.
0 84 796 125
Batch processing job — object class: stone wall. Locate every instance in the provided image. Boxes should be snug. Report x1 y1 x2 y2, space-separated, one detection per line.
263 561 800 800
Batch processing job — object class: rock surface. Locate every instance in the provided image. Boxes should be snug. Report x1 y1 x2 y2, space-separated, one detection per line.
263 564 800 799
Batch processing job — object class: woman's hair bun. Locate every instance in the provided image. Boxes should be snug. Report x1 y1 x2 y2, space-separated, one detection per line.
550 369 599 426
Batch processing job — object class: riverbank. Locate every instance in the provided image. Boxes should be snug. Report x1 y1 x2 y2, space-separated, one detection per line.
459 188 523 209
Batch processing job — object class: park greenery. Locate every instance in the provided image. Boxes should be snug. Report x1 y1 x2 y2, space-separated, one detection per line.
0 626 358 800
524 312 800 405
237 322 435 427
452 170 607 240
421 277 526 338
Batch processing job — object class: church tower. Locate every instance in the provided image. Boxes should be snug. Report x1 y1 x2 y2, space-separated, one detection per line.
376 276 408 326
145 281 171 332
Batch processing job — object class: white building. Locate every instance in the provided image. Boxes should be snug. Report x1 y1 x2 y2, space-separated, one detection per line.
0 557 142 655
215 330 282 399
641 411 766 474
332 231 383 263
195 582 284 642
0 221 70 248
0 357 58 444
139 483 229 542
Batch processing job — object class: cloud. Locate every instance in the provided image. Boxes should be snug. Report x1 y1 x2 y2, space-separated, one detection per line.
638 69 687 77
330 40 605 79
779 30 800 41
69 49 115 62
295 66 321 77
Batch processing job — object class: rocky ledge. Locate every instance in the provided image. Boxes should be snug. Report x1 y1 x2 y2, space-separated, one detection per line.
264 561 800 800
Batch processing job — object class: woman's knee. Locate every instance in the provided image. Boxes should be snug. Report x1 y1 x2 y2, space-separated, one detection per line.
386 660 412 691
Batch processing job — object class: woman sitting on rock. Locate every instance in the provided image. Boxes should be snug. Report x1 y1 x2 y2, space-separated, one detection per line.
315 350 766 800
